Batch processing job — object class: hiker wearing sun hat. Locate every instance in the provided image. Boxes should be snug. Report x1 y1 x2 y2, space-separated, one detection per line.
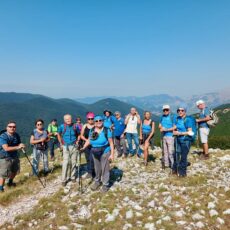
103 109 116 130
172 104 193 177
196 100 211 160
159 105 176 170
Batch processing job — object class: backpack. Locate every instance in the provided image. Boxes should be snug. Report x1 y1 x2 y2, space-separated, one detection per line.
0 130 21 146
180 116 197 143
62 123 80 137
207 109 219 127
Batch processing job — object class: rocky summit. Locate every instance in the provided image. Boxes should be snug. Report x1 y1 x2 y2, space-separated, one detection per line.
1 148 230 230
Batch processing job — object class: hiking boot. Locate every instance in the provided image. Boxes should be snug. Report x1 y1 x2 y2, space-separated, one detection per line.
117 153 122 158
0 188 4 192
91 182 101 191
71 178 76 183
172 170 178 176
7 182 16 187
62 181 67 187
85 173 93 180
200 154 209 160
143 161 148 166
178 174 187 178
100 185 109 193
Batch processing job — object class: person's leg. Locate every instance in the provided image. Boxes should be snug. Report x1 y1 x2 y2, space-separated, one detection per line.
163 137 170 167
121 136 127 156
32 148 40 175
167 137 175 168
62 146 70 183
48 139 55 159
200 128 210 158
91 154 102 190
101 152 111 188
70 145 77 180
172 138 181 174
178 141 191 176
133 133 139 155
126 133 134 154
114 137 122 157
0 159 9 191
42 150 49 173
7 157 20 186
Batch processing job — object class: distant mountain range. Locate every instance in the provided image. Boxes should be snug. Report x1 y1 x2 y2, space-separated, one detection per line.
76 90 230 115
0 92 149 143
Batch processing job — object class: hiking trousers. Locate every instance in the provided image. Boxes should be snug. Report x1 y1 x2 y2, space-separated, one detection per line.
84 147 95 177
93 152 110 186
126 133 139 155
32 148 49 175
114 136 127 156
163 136 174 168
62 145 77 183
173 139 191 176
48 138 60 158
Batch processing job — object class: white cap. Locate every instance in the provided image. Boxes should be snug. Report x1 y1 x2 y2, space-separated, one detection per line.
162 105 170 110
196 100 205 106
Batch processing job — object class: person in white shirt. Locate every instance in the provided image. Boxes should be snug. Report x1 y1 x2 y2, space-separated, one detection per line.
125 107 141 156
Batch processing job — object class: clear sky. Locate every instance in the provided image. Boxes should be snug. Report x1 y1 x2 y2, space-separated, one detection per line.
0 0 230 98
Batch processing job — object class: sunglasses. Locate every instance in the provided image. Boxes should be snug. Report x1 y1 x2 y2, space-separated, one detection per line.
8 126 16 128
115 114 119 116
163 109 169 112
177 109 185 112
95 120 102 123
88 118 94 120
37 123 43 126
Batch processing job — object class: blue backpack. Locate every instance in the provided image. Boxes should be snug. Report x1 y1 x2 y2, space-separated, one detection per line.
183 116 197 143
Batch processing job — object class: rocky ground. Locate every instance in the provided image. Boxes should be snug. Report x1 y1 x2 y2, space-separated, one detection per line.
1 148 230 230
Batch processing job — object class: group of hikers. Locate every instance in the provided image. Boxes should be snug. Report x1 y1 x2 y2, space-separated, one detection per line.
0 99 212 193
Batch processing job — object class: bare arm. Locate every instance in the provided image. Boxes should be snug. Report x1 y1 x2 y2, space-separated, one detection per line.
30 135 46 145
108 138 114 161
196 116 211 123
2 143 25 152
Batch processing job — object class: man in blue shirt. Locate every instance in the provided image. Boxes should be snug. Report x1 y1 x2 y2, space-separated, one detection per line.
0 121 25 192
159 105 176 169
58 114 80 186
113 111 127 157
196 100 211 160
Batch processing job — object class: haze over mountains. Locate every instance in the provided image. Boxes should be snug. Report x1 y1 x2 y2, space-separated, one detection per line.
76 90 230 115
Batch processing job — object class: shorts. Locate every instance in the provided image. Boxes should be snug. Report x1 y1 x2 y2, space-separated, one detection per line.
142 133 153 145
0 157 20 178
199 127 210 144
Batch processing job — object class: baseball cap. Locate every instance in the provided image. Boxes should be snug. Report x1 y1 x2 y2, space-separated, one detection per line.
162 105 170 110
196 100 205 106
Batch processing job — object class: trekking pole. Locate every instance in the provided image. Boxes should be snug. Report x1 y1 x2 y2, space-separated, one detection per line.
21 149 46 188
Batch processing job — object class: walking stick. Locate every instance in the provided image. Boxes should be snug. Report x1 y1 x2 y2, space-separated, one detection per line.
22 149 46 188
160 135 165 170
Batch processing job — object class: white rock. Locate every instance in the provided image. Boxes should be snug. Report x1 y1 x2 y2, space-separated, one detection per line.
123 196 130 202
208 202 216 209
156 220 162 225
163 196 172 205
162 216 171 221
175 210 185 217
144 223 156 230
209 209 218 217
223 209 230 215
28 223 33 227
176 221 187 225
123 223 133 230
105 214 115 222
195 222 205 229
148 216 153 221
192 213 204 221
136 212 143 217
147 200 155 208
77 206 91 219
126 210 134 219
58 226 69 230
134 204 142 211
217 217 225 225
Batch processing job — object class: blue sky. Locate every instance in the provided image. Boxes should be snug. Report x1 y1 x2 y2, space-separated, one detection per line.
0 0 230 98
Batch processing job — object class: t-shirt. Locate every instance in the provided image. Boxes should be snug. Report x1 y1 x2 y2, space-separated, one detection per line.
175 116 192 141
103 115 116 129
47 124 58 139
125 116 138 134
114 118 126 137
160 114 176 137
0 132 21 158
31 129 48 140
58 124 80 145
199 107 210 128
89 128 112 154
